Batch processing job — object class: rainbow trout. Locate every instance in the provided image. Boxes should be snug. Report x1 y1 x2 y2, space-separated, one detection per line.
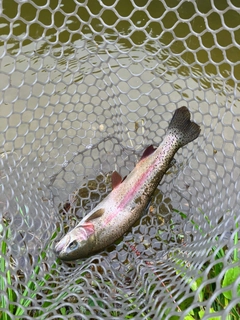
55 107 200 261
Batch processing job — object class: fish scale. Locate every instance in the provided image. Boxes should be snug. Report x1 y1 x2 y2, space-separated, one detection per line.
55 106 201 261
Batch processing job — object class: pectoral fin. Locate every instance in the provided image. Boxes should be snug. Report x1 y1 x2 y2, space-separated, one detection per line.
86 208 105 221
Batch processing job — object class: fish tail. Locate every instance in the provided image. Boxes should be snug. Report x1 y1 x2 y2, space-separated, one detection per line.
167 106 201 147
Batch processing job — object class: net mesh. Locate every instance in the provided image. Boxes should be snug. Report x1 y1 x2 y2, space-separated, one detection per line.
1 0 240 319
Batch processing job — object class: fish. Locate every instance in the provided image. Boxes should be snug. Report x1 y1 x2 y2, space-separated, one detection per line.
54 106 200 261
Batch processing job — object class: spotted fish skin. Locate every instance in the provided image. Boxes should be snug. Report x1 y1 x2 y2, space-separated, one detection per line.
54 107 200 261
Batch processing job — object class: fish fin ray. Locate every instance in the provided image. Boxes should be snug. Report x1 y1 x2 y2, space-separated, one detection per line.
140 145 157 160
167 106 200 147
86 208 105 221
111 171 122 189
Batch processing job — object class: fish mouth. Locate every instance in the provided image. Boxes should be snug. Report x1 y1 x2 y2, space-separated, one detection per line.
54 222 95 259
54 235 88 261
54 241 64 254
54 234 70 257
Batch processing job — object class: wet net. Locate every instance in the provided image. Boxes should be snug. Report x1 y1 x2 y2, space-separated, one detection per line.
1 0 240 319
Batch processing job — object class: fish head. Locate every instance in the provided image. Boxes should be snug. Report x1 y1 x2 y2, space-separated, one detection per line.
54 221 95 261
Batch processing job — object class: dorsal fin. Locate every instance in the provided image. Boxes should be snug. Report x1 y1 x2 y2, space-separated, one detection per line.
86 208 105 221
111 171 122 189
140 145 156 160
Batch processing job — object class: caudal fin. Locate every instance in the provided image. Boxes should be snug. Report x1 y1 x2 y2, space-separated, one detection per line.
167 106 201 147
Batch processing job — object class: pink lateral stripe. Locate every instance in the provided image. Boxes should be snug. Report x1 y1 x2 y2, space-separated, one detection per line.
103 165 154 226
103 138 175 226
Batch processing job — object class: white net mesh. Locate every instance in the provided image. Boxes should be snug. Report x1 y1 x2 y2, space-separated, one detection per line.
1 0 240 319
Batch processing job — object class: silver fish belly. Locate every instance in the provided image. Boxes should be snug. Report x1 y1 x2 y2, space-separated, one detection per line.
54 106 200 261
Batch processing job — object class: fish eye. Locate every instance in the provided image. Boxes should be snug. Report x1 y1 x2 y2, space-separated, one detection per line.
68 240 78 250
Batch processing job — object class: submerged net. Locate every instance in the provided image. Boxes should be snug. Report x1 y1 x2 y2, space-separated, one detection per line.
1 0 240 319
